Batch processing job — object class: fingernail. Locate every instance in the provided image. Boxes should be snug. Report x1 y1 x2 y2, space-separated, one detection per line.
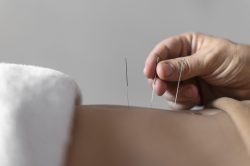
184 87 193 98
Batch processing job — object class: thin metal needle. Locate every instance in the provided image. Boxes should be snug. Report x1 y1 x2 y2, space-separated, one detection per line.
150 57 160 108
125 57 130 107
174 63 183 104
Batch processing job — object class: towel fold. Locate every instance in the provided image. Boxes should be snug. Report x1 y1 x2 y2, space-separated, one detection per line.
0 63 81 166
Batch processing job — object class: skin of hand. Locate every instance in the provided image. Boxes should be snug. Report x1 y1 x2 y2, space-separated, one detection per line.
144 32 250 109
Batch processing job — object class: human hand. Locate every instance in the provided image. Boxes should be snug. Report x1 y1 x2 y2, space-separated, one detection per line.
144 32 250 109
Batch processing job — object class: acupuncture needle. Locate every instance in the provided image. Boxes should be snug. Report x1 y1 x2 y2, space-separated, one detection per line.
125 57 130 107
150 57 160 108
174 62 183 104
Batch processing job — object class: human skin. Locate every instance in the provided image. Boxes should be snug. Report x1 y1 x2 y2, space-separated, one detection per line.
65 104 250 166
144 32 250 109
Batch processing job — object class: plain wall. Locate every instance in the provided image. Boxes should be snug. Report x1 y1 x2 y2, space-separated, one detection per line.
1 0 250 109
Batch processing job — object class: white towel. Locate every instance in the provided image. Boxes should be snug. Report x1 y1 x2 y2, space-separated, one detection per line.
0 63 81 166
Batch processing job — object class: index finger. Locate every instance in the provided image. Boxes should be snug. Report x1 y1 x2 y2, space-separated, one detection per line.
144 33 193 79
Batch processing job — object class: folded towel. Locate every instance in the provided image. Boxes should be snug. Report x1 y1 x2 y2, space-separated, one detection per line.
0 63 81 166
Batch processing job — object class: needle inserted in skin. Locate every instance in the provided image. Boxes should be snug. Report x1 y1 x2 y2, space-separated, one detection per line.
125 57 130 107
174 63 183 104
150 57 160 108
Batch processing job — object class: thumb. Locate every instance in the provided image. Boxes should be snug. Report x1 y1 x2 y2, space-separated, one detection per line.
156 54 204 81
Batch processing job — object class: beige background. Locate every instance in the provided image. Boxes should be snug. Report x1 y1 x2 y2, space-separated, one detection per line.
1 0 250 109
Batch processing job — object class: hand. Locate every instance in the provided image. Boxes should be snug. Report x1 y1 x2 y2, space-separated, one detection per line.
144 32 250 109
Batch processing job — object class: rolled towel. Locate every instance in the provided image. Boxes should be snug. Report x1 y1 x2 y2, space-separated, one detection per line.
0 63 81 166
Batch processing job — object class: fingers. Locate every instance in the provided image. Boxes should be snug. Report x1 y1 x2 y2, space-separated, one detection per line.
147 78 200 108
156 54 204 81
147 78 167 96
144 33 194 79
162 83 201 109
144 32 205 109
